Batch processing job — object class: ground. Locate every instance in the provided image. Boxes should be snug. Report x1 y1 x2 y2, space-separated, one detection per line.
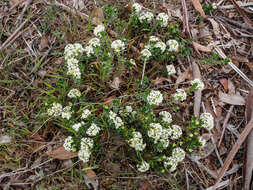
0 0 253 189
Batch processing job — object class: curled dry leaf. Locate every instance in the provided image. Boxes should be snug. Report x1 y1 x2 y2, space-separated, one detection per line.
110 77 121 90
154 77 171 85
39 35 49 51
176 67 191 84
219 78 228 92
47 146 77 160
192 41 212 52
191 0 206 18
91 7 104 25
104 95 116 105
219 91 245 105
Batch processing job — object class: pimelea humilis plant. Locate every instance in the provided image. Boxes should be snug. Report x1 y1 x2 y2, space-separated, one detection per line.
44 2 214 174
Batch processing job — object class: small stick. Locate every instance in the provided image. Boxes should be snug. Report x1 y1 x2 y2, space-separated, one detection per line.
181 0 191 38
218 105 234 147
0 18 28 51
140 59 147 86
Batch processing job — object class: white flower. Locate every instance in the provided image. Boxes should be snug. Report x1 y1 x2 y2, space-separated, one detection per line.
167 40 179 52
72 122 84 132
94 25 105 37
108 111 124 129
78 147 91 163
148 123 163 143
199 136 206 147
82 109 91 119
109 111 117 120
149 36 160 43
172 89 187 102
172 147 185 162
160 138 170 149
80 137 94 149
64 43 84 60
66 58 81 79
200 112 214 130
129 59 136 66
86 123 101 136
132 3 142 14
84 45 94 57
128 131 146 151
89 38 101 47
170 125 182 140
161 128 173 139
68 89 81 98
141 49 152 59
147 90 163 105
166 65 176 76
137 161 150 172
111 40 125 53
164 156 178 172
156 13 169 27
212 3 217 9
159 111 172 123
154 41 166 53
61 106 72 120
63 136 74 151
47 102 63 117
126 106 133 113
139 12 154 23
191 78 205 91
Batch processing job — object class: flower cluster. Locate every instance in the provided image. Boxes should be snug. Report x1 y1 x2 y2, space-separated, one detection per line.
164 148 185 172
132 3 142 14
72 121 84 132
200 112 214 130
68 89 81 98
167 39 179 52
137 160 150 172
128 131 146 151
139 12 154 23
109 110 124 129
172 89 187 102
47 102 63 117
94 25 105 37
141 49 152 60
64 44 84 79
159 111 172 123
190 78 205 91
166 64 176 76
61 106 72 120
147 90 163 105
84 37 101 57
156 13 169 27
78 137 94 163
63 136 75 152
111 40 125 53
86 123 101 136
82 109 91 119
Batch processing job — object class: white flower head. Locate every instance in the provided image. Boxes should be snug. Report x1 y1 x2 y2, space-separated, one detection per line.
61 106 72 120
164 156 178 172
160 138 170 149
141 49 152 59
82 109 91 119
137 160 150 172
66 59 81 79
191 78 205 91
128 131 146 151
148 123 163 143
200 112 214 130
111 40 125 53
78 148 91 163
86 123 101 136
132 3 142 14
149 36 160 43
84 45 94 57
47 102 63 117
172 89 187 102
64 43 84 60
159 111 172 123
125 105 133 113
63 136 75 151
72 122 84 132
166 65 176 76
170 125 182 140
68 89 81 98
167 39 179 52
156 12 169 27
154 41 166 53
80 137 94 149
94 25 105 37
139 12 154 23
147 90 163 105
172 147 185 162
89 38 101 47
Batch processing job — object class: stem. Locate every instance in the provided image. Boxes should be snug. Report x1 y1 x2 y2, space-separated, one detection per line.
140 59 147 86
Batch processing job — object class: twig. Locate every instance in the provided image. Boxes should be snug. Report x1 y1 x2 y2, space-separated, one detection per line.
212 118 253 189
181 0 191 38
220 2 253 9
0 19 29 51
192 62 202 117
206 177 242 190
218 105 234 147
215 47 253 88
16 0 33 23
140 59 147 86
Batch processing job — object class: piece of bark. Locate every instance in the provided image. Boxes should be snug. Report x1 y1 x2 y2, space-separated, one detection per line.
192 62 202 117
243 89 253 190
